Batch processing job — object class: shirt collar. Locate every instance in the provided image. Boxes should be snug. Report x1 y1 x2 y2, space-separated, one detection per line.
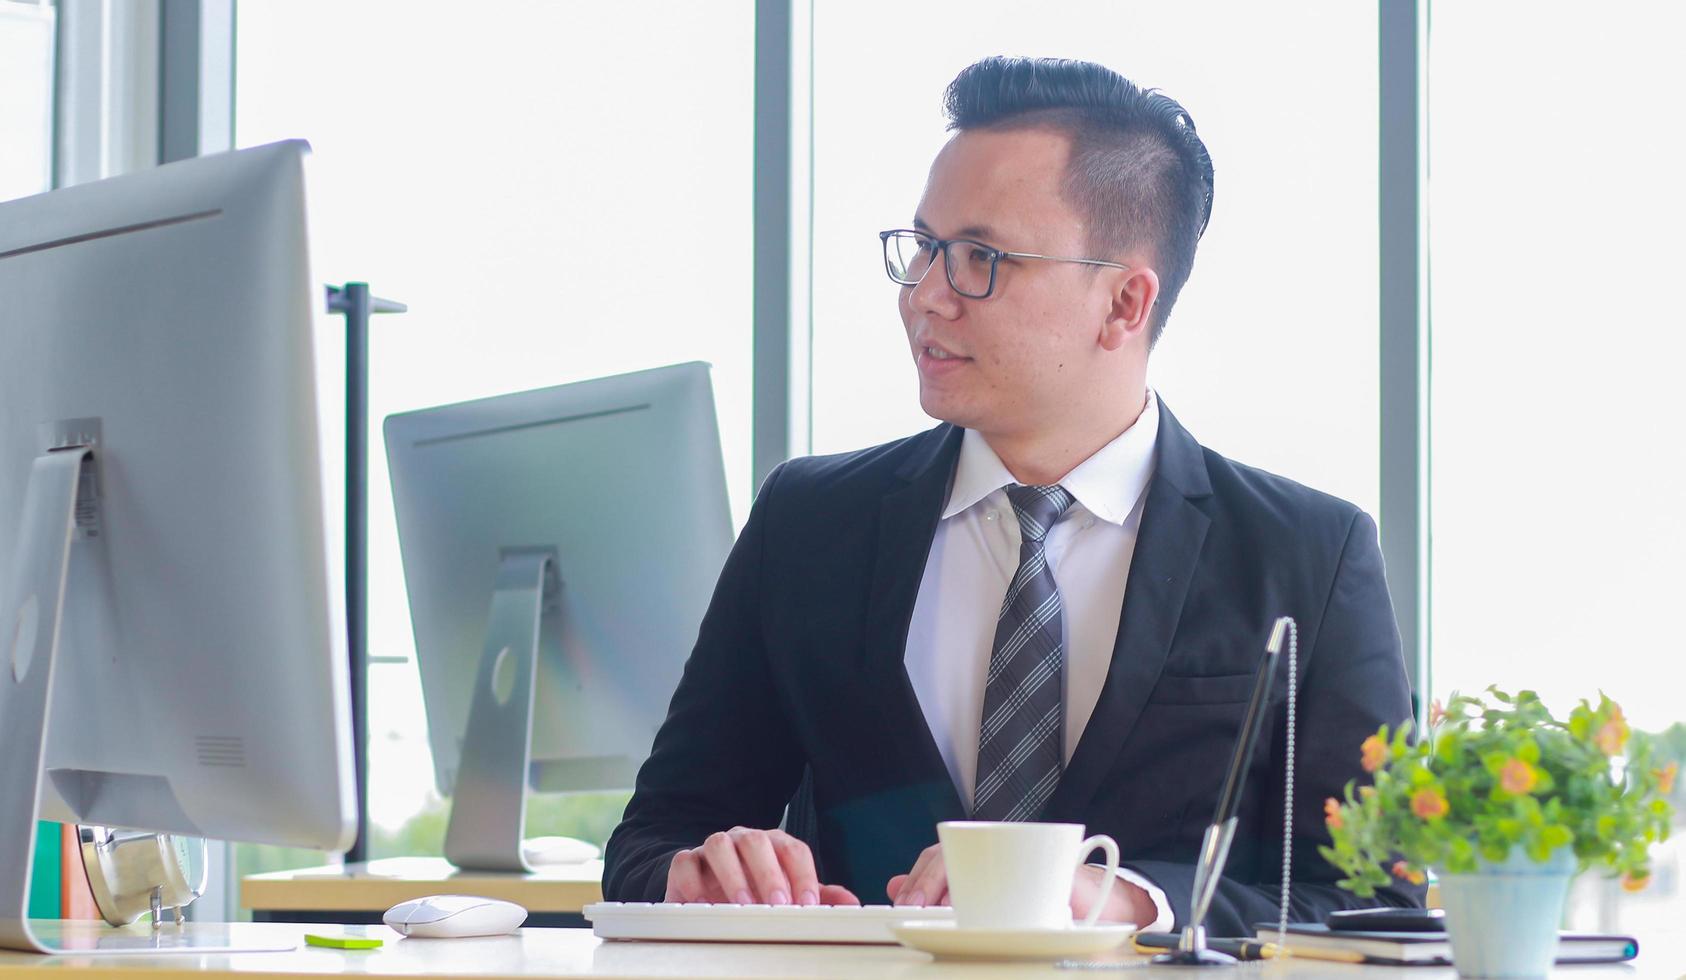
942 390 1161 526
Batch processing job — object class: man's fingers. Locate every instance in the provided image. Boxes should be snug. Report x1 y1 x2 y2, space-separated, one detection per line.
908 847 947 907
886 874 909 902
770 831 821 905
666 848 707 903
893 852 930 906
674 828 861 908
728 827 791 904
699 831 754 904
886 874 944 905
699 864 729 904
819 883 861 906
893 844 946 906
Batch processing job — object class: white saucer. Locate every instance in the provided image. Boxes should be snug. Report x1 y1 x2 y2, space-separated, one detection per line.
891 920 1136 961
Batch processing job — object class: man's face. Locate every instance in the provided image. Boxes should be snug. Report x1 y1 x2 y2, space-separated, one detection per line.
899 126 1132 442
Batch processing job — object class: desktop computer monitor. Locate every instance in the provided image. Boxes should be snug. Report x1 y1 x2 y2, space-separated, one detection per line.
383 362 733 871
0 141 356 952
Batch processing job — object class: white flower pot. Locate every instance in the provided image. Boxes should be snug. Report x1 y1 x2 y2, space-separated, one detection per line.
1435 846 1577 979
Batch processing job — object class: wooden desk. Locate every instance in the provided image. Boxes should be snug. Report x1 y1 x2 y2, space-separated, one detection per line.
240 857 602 927
0 922 1675 979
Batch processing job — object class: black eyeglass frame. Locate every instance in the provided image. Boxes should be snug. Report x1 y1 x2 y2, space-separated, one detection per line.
878 228 1128 299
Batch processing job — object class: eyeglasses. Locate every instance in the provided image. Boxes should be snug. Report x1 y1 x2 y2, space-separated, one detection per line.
878 228 1127 299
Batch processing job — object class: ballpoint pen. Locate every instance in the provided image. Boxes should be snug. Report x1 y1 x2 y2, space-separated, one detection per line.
1149 618 1292 967
1131 932 1368 964
1056 933 1369 969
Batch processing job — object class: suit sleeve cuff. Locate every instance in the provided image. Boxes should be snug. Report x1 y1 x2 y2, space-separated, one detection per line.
1087 864 1174 933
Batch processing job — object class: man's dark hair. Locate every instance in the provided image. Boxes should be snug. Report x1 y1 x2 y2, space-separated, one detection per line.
944 56 1214 344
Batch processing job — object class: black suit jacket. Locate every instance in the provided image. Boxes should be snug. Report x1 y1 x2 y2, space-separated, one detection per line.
605 402 1425 934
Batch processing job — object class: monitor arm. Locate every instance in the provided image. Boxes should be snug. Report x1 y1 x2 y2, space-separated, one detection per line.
1 448 89 952
443 548 559 872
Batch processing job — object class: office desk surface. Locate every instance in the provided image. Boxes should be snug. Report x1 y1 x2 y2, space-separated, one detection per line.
0 923 1675 979
240 857 602 914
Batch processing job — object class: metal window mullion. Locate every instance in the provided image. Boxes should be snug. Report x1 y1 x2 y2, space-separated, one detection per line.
753 0 811 491
53 0 159 187
1378 0 1430 721
789 0 813 461
158 0 233 163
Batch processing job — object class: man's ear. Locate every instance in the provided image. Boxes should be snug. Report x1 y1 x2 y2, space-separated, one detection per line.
1099 266 1159 352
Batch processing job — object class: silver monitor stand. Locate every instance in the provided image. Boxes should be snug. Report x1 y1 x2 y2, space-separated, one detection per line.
1 449 88 953
442 549 560 872
1 446 289 955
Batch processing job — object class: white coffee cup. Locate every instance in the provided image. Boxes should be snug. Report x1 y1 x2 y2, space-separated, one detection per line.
937 820 1121 930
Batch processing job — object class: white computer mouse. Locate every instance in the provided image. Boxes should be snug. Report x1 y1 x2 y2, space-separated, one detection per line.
382 894 528 938
521 835 601 866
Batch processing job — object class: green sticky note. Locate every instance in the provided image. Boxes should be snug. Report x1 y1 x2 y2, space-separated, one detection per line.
305 932 384 950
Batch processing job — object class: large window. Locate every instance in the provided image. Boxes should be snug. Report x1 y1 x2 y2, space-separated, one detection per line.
1428 2 1686 932
0 0 55 200
219 3 1686 928
808 0 1381 517
236 0 753 865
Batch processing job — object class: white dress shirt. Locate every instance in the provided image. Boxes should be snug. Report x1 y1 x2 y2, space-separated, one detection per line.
903 390 1174 931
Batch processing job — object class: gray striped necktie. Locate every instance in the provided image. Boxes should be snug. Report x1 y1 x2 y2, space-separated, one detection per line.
972 483 1075 822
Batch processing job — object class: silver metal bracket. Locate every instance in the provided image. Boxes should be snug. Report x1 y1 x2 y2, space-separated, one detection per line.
1 449 89 953
1 449 286 955
442 549 559 871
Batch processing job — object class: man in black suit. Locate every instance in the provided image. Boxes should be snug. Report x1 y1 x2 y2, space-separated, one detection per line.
604 56 1423 935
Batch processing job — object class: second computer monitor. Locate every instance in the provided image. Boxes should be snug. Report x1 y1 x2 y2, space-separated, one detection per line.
384 362 732 866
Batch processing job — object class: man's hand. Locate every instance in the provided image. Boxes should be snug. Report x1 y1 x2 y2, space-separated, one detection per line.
665 827 861 906
886 843 1155 924
885 842 949 908
1070 864 1155 924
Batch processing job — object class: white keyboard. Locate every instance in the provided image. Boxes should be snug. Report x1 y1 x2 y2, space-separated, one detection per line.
583 901 955 944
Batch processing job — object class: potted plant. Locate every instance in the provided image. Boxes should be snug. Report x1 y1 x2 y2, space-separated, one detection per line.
1321 688 1675 979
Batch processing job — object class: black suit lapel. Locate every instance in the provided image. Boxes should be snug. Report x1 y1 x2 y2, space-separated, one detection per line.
1046 402 1213 819
860 424 967 822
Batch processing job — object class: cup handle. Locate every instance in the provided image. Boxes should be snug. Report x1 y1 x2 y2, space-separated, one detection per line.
1078 834 1121 928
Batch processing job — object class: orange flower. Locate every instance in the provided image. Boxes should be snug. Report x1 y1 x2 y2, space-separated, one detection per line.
1391 860 1426 886
1324 798 1344 831
1595 705 1630 756
1361 734 1390 773
1499 757 1538 795
1428 699 1446 727
1655 761 1678 796
1411 787 1449 821
1620 871 1650 893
